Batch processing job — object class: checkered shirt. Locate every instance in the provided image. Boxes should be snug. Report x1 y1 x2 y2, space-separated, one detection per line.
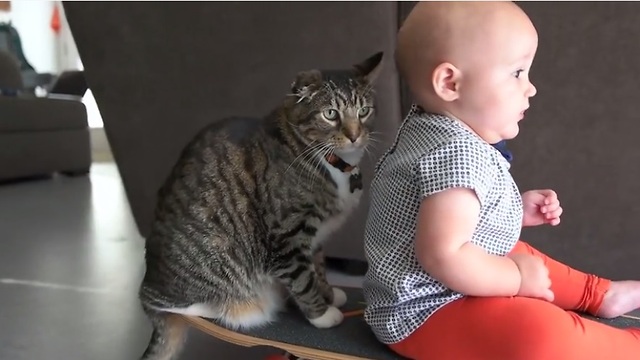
362 105 524 344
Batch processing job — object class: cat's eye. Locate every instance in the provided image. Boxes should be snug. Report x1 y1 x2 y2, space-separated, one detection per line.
358 106 372 118
322 109 339 121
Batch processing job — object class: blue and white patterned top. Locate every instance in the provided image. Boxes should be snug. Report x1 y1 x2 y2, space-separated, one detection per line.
363 105 524 344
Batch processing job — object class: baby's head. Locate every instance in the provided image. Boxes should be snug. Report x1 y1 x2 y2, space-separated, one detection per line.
397 1 538 143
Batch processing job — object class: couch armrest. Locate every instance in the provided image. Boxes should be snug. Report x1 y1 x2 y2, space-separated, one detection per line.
0 96 87 132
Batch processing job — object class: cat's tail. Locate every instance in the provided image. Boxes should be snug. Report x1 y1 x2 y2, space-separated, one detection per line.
139 307 188 360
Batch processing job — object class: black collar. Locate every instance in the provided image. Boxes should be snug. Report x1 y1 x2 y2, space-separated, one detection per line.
325 153 355 172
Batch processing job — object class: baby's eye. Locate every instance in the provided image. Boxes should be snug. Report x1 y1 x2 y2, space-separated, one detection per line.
514 69 524 78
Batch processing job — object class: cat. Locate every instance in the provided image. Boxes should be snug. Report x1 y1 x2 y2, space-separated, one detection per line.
138 51 384 360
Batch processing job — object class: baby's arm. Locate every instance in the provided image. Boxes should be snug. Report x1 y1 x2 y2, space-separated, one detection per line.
414 187 522 297
414 140 553 300
415 187 554 300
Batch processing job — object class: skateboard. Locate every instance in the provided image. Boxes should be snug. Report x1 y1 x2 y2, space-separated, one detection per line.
178 287 640 360
180 287 401 360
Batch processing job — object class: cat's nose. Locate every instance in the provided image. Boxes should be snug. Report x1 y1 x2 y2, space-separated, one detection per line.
346 130 361 143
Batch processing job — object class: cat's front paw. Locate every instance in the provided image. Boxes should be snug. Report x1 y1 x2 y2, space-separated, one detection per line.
332 287 347 307
309 306 344 328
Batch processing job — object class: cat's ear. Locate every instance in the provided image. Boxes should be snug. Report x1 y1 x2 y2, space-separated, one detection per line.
291 69 323 98
354 51 384 84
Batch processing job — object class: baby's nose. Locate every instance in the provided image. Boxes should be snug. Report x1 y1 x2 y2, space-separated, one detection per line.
528 82 537 97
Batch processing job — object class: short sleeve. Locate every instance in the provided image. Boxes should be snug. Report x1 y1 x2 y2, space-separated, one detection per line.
416 138 496 205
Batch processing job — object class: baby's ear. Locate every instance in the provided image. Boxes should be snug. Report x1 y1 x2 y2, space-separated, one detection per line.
432 62 461 102
354 51 384 84
291 69 322 96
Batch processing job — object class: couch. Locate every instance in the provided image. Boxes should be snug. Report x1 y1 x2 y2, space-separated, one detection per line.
0 49 91 182
63 2 640 280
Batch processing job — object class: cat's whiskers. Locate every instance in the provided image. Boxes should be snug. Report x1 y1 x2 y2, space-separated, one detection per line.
294 142 331 188
309 143 336 190
300 143 332 184
289 141 335 186
364 145 377 164
366 137 383 146
284 140 321 176
362 84 376 97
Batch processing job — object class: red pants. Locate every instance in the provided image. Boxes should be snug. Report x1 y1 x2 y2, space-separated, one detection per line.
389 241 640 360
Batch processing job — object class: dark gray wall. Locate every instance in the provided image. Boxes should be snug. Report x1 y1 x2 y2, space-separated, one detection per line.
67 1 640 278
398 2 640 280
63 1 402 262
512 2 640 280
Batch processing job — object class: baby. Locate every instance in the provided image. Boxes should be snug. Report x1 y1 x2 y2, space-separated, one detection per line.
363 2 640 359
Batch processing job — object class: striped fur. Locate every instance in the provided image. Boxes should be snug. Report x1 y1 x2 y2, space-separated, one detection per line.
138 52 384 360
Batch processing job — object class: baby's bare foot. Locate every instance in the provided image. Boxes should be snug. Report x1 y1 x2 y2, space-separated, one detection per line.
596 280 640 318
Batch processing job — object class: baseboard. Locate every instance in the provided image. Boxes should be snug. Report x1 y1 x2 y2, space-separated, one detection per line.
92 150 114 163
89 127 113 162
325 257 368 276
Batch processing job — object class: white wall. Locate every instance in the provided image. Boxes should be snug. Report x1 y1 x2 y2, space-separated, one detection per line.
7 1 104 129
54 0 81 72
5 0 108 163
9 0 57 73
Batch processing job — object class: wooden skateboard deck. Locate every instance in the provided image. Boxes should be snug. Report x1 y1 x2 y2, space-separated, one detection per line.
179 287 640 360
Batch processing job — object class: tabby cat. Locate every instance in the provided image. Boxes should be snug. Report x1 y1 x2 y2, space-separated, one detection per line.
138 51 384 360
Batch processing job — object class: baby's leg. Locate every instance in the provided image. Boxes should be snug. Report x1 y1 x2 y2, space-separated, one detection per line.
389 296 640 360
511 240 640 318
509 240 609 314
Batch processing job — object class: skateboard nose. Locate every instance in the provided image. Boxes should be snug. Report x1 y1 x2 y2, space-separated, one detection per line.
264 355 289 360
264 353 299 360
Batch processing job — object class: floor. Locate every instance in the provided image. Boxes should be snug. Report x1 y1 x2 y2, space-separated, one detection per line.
0 162 364 360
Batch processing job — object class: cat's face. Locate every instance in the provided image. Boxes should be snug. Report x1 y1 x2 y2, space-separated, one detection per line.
287 52 384 164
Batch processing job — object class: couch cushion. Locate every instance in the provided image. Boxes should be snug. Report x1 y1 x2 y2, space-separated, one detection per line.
0 96 87 132
0 128 91 181
0 49 23 91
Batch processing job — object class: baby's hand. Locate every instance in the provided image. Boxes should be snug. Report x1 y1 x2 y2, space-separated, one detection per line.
508 253 554 302
521 189 563 227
